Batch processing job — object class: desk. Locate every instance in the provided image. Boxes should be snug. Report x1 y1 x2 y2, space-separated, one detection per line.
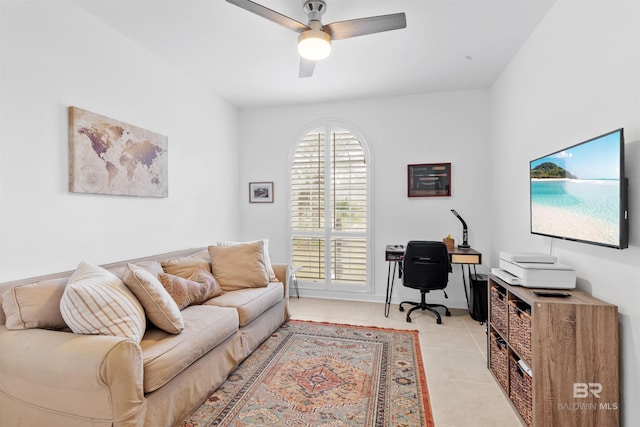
384 244 482 317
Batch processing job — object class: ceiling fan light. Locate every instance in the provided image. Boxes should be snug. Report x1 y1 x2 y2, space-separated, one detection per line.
298 29 331 61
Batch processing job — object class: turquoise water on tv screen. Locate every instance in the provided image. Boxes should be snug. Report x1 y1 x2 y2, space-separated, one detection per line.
531 179 620 224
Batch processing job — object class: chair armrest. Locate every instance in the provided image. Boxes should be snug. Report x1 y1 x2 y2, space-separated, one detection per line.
0 325 144 423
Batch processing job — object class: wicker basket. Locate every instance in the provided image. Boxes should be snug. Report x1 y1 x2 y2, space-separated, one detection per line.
509 354 533 426
489 330 508 392
508 300 532 366
490 285 508 335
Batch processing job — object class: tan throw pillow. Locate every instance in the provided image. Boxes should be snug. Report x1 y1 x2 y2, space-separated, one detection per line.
60 261 146 342
189 264 224 300
130 260 164 276
2 278 68 330
208 241 269 291
107 261 163 280
158 273 208 310
123 263 184 334
161 257 211 279
216 239 278 281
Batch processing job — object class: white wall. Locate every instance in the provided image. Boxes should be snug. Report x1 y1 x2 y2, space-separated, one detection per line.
490 1 640 424
238 90 491 308
0 0 240 281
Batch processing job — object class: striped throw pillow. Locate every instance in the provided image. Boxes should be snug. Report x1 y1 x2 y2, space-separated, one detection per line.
60 261 146 342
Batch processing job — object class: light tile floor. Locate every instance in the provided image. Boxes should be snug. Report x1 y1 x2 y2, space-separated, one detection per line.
288 297 522 427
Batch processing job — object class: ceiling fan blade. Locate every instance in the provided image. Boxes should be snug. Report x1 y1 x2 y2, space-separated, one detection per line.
299 58 316 78
226 0 309 33
324 13 406 40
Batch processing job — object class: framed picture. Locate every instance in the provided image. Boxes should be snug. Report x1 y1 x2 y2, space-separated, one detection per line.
249 182 274 203
408 163 451 197
69 106 168 197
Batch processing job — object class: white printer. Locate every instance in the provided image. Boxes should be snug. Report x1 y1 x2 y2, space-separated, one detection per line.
491 252 576 289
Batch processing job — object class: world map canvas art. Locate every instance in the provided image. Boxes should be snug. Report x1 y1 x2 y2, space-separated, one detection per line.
69 107 168 197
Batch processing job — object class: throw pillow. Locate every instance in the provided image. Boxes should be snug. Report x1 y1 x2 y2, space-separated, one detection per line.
60 261 146 342
108 259 164 280
123 263 184 334
189 264 224 300
208 241 269 291
161 256 211 279
2 278 68 330
215 239 278 281
158 272 210 310
158 265 223 309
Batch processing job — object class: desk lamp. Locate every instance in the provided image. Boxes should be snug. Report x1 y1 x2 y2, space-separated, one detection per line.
451 209 470 248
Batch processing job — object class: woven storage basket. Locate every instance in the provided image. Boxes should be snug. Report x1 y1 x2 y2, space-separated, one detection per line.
508 300 532 366
490 285 508 334
489 330 508 392
509 354 533 427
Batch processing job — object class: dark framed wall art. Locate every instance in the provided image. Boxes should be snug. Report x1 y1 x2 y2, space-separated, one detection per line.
407 163 451 197
249 181 274 203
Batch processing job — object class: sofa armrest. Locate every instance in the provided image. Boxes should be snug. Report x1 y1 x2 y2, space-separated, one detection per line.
0 325 144 424
272 263 287 286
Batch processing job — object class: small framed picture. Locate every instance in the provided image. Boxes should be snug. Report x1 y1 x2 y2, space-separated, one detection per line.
408 163 451 197
249 181 274 203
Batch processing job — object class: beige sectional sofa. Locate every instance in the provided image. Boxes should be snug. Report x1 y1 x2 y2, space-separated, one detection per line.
0 246 290 427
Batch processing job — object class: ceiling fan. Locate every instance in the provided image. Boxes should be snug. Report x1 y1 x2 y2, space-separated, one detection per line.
226 0 407 78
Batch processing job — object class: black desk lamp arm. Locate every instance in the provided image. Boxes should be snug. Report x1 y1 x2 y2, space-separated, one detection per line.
451 209 470 248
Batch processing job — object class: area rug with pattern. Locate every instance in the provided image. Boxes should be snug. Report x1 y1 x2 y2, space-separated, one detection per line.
180 320 434 427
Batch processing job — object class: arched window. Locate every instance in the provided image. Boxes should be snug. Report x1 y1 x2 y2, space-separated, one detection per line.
290 122 371 293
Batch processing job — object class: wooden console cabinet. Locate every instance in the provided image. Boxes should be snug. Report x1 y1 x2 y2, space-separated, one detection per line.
487 274 619 426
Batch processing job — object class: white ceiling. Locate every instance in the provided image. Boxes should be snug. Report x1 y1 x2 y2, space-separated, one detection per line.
73 0 556 109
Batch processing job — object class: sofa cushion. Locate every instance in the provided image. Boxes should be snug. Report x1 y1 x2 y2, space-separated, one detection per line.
158 265 224 310
60 261 146 342
140 304 238 393
2 278 68 330
161 255 211 279
208 242 269 291
203 281 283 327
215 239 278 282
123 263 184 334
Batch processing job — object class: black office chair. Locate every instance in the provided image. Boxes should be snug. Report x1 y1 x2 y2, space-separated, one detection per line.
399 241 452 324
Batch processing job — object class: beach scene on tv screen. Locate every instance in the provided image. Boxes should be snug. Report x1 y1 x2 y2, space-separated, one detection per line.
530 131 621 246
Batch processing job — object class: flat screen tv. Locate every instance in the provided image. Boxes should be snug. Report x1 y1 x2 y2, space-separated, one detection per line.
530 128 628 249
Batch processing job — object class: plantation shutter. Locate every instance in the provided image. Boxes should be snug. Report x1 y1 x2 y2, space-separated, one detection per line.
291 127 368 289
291 131 326 280
330 131 367 284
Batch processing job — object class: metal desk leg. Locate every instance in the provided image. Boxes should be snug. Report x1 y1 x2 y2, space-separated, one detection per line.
461 264 470 310
292 272 299 298
288 265 302 298
385 261 398 317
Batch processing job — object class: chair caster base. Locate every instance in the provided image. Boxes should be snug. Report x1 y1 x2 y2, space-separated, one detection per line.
399 300 449 325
